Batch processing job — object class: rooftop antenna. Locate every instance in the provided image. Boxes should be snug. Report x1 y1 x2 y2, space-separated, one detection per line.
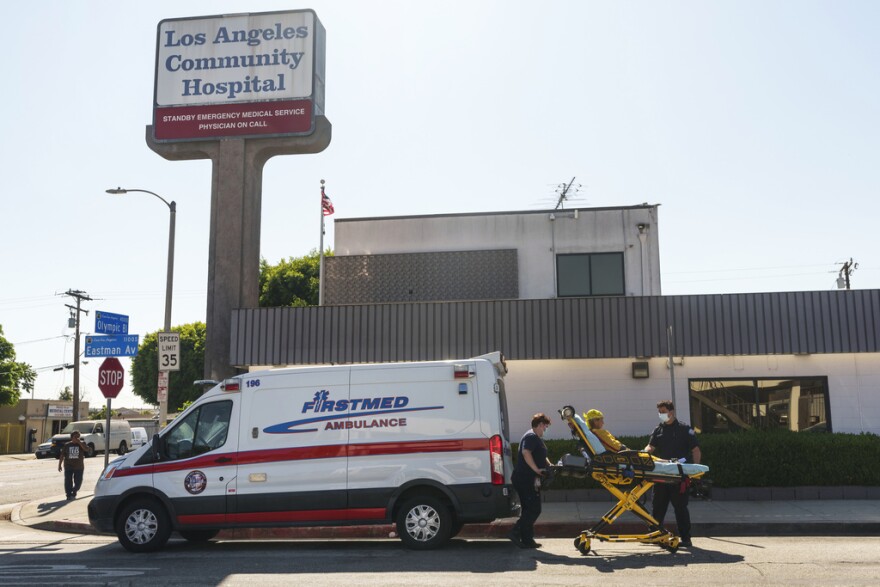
555 177 581 209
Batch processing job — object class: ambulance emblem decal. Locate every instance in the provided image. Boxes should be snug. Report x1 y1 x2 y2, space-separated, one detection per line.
184 470 207 494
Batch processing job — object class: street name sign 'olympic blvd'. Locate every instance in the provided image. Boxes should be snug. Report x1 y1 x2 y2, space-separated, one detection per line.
153 9 326 142
94 311 129 335
85 335 140 358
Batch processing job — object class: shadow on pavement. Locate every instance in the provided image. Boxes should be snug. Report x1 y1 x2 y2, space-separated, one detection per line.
35 499 71 517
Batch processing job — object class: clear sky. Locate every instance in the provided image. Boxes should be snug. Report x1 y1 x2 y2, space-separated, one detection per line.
1 1 878 410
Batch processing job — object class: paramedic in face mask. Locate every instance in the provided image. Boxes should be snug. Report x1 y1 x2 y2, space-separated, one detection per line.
509 413 553 549
644 400 701 548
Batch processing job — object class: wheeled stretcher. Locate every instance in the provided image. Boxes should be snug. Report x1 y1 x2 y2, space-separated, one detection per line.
555 405 709 554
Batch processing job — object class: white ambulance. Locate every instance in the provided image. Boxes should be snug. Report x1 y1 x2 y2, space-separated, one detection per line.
89 352 516 552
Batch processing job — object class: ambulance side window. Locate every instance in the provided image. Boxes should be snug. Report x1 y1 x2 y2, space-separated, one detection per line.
163 401 232 461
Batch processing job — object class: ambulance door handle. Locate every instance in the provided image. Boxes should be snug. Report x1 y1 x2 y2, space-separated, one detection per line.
215 457 233 463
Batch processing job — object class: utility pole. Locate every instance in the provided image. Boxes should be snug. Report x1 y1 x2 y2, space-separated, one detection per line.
64 289 91 420
837 258 858 290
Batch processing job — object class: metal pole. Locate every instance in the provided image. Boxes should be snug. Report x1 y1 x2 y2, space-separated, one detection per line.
319 180 326 306
160 202 176 428
73 297 81 420
104 397 111 470
105 189 175 428
667 325 676 405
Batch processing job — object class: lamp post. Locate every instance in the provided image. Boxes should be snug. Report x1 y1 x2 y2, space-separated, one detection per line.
106 187 176 427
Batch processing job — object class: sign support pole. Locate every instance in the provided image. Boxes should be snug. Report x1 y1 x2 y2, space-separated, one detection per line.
104 398 112 470
145 117 331 382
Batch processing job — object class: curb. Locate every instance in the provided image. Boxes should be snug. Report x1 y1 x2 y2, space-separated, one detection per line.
16 514 880 540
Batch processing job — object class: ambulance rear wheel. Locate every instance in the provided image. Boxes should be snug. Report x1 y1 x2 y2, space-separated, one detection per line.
396 495 452 550
115 498 172 553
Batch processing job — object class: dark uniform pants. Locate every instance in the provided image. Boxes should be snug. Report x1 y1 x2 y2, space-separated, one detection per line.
512 475 542 543
652 482 691 540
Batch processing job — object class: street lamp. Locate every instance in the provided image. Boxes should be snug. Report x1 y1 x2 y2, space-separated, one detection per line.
106 187 176 427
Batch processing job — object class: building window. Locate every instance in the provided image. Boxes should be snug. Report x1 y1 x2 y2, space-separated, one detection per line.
688 377 830 433
556 252 624 297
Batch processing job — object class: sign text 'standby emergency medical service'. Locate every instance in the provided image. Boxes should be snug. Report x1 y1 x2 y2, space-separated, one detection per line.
153 9 325 141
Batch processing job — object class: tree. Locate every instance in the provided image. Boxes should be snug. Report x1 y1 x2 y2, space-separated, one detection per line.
130 322 206 412
126 251 325 410
259 249 330 307
0 324 36 406
59 386 72 401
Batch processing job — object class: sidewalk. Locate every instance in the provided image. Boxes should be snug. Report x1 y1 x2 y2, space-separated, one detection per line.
8 490 880 540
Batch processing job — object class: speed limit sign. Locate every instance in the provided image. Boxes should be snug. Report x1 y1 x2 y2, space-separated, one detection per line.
158 332 181 371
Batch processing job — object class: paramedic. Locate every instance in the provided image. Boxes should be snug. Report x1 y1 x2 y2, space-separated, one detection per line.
644 400 701 548
58 430 86 500
509 413 553 549
585 409 628 452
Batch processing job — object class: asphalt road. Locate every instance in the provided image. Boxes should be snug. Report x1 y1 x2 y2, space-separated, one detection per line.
0 455 106 506
0 522 878 587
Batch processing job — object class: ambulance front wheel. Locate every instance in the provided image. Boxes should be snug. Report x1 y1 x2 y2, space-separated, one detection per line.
396 495 453 550
115 498 172 553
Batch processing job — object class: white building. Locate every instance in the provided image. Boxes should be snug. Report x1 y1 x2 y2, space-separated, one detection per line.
231 205 880 438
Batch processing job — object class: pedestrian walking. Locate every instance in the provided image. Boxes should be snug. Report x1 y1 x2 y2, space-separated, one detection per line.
644 400 701 548
58 430 86 500
509 412 553 549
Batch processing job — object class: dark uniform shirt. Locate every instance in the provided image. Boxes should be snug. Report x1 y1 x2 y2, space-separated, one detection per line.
648 419 699 462
513 430 547 482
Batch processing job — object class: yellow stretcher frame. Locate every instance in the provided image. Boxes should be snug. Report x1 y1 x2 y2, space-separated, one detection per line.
556 405 708 555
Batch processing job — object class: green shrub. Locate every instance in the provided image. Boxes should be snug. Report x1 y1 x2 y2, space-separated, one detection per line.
512 431 880 489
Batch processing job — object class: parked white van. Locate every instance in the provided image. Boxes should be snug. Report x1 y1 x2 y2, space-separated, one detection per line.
130 427 149 449
89 353 515 552
36 419 132 458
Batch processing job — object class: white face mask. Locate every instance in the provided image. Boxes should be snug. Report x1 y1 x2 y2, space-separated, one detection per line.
658 412 670 423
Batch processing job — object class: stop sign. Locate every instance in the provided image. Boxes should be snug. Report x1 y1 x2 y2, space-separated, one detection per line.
98 357 125 399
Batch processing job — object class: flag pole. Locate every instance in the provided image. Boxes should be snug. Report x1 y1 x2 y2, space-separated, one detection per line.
319 179 326 306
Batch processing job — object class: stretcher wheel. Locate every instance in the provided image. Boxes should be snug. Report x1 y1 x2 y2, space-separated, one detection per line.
574 536 590 555
561 406 575 419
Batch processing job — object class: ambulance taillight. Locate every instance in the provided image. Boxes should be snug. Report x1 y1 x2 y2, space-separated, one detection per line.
489 434 504 485
221 379 240 392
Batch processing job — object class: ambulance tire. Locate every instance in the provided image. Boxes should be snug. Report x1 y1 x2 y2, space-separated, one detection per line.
179 529 220 543
116 498 172 553
396 495 453 550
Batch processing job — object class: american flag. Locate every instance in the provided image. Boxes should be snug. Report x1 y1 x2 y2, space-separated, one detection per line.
321 186 335 216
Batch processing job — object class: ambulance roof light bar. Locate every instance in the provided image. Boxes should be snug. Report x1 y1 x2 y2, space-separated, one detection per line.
221 378 241 392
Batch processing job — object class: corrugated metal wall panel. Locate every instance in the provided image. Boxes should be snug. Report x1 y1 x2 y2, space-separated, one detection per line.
229 290 880 366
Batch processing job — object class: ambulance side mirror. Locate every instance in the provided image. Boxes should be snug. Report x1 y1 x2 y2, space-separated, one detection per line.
151 434 164 462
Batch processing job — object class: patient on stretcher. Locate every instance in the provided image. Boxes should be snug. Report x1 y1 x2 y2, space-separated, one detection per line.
570 410 709 479
585 409 627 452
